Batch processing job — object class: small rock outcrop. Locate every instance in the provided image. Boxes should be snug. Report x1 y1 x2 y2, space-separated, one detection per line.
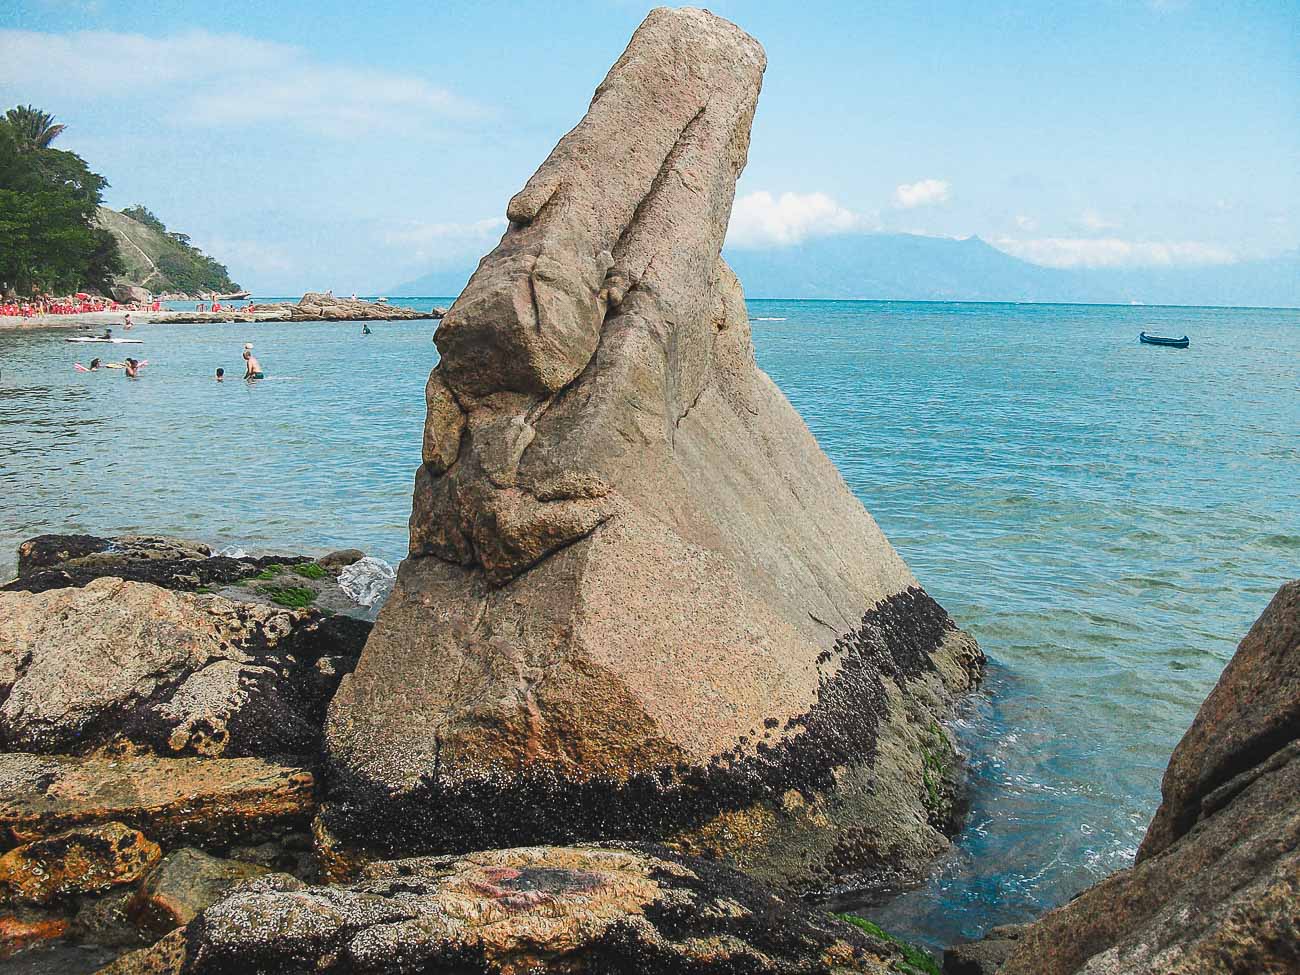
129 848 267 934
0 577 360 758
6 533 370 608
990 580 1300 975
0 753 315 848
0 823 160 905
276 293 442 322
110 284 151 305
324 5 981 895
99 844 924 975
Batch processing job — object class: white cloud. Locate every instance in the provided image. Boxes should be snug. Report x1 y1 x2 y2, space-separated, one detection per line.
383 217 506 263
1079 209 1120 232
894 178 951 209
1015 214 1038 231
993 237 1236 268
0 29 481 136
726 191 871 248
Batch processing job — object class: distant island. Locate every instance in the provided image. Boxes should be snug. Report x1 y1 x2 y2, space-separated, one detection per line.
392 232 1300 308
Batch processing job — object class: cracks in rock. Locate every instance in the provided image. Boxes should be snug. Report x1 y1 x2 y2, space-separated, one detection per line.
808 612 838 633
492 510 613 590
612 102 709 271
527 273 543 335
674 383 708 431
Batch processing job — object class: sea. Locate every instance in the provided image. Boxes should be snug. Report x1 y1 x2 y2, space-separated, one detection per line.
1 298 1297 950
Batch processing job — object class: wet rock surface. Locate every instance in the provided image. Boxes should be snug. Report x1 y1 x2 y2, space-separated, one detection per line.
325 5 981 895
97 844 924 975
6 534 309 596
0 753 315 848
0 577 365 758
985 580 1300 975
129 848 267 934
0 824 160 905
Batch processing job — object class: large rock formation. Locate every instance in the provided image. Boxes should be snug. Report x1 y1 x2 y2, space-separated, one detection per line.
323 6 981 894
98 844 923 975
986 580 1300 975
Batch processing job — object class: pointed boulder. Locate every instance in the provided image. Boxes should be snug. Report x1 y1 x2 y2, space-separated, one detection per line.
323 6 981 894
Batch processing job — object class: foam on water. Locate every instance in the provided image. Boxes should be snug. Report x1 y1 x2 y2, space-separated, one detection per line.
1 298 1297 947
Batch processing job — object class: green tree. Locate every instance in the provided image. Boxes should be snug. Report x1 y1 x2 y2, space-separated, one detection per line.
4 105 67 151
0 109 123 296
121 204 166 234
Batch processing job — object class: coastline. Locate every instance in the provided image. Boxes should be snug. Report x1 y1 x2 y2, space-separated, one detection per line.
1 295 445 330
1 309 294 330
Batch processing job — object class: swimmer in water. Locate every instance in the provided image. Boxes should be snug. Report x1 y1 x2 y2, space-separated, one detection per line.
215 368 224 382
242 343 264 380
124 358 139 379
89 358 101 371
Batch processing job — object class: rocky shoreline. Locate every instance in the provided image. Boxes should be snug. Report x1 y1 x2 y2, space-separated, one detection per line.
0 294 445 330
1 531 1294 974
3 9 1294 975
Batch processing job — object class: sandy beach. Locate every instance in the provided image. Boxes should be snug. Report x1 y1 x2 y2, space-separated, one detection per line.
1 295 443 330
0 308 292 330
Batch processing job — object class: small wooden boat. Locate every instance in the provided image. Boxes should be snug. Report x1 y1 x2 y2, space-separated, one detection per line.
65 337 144 344
1139 331 1189 348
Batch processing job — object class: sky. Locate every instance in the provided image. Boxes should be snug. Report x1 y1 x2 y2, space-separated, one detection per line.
1 0 1296 293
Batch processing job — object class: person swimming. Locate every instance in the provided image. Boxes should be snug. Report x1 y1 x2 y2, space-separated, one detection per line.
362 323 372 335
242 343 264 380
89 358 101 371
123 358 139 379
215 368 225 382
101 327 113 340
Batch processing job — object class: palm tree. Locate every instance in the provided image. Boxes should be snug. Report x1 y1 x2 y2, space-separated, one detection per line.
4 105 67 151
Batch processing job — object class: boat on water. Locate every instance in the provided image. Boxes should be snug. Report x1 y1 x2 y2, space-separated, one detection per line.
1139 331 1189 349
65 337 144 344
213 290 252 301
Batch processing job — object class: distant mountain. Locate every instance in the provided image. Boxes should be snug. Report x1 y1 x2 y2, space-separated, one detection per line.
391 233 1300 308
726 234 1300 308
390 265 472 298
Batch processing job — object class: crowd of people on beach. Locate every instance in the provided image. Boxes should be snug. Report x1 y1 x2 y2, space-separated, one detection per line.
0 293 162 317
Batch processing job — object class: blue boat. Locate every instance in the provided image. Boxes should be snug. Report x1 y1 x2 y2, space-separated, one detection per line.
1139 331 1190 349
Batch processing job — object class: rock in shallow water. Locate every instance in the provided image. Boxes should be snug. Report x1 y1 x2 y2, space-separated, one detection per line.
97 844 926 975
985 580 1300 975
323 5 981 895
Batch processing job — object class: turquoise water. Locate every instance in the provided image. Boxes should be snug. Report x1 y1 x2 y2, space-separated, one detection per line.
2 299 1297 948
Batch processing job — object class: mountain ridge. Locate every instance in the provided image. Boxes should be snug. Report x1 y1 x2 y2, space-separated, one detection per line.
390 232 1300 308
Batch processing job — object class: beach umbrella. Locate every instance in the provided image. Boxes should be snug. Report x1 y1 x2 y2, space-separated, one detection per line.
75 292 89 299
